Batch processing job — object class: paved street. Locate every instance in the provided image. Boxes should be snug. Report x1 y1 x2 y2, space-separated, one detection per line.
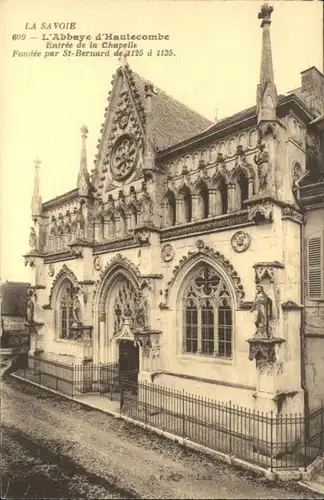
1 372 322 499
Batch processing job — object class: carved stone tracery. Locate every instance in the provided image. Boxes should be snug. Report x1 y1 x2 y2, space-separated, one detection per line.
163 244 245 305
48 264 80 307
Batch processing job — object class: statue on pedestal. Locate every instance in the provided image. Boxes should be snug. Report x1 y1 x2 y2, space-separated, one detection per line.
254 142 269 192
250 285 273 338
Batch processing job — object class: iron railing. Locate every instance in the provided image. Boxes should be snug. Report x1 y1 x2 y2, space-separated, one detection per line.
24 355 120 399
120 377 324 472
19 356 323 471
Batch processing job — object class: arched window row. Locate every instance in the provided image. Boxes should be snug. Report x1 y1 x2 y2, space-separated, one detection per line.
166 130 258 176
163 173 250 226
46 224 76 253
94 205 139 242
182 263 233 358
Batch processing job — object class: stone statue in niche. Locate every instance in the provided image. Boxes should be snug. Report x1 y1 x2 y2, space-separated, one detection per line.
29 227 37 250
250 285 273 338
26 290 35 323
114 303 123 333
134 291 148 330
141 195 153 224
254 142 269 191
140 183 153 224
76 208 85 239
72 288 83 326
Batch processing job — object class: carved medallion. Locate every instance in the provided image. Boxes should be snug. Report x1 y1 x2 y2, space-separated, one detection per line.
161 243 174 262
94 256 102 271
48 264 55 277
111 134 138 182
231 231 251 253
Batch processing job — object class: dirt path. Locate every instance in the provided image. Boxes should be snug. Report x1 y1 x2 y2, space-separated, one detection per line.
1 373 321 499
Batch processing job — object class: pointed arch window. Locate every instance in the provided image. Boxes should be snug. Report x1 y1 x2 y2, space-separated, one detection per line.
198 183 209 219
129 205 138 231
165 191 176 226
219 178 228 215
183 264 233 357
237 172 249 210
59 279 74 339
183 188 192 223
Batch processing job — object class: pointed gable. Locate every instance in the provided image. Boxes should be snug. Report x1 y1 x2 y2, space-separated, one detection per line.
92 63 212 193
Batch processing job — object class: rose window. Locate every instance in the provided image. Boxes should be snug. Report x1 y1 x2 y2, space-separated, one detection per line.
111 134 137 181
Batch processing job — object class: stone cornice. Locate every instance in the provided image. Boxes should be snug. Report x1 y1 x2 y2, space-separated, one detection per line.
253 261 284 269
69 239 95 248
42 188 79 211
44 251 76 264
23 250 44 258
161 211 253 242
93 235 139 255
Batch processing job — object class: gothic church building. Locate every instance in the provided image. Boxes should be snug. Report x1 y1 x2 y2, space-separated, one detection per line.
25 4 324 416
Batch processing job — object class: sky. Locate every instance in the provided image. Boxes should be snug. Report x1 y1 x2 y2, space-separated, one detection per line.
0 0 323 282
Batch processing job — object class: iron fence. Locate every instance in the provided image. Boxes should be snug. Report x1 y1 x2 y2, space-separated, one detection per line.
24 355 120 399
120 376 324 472
19 356 324 471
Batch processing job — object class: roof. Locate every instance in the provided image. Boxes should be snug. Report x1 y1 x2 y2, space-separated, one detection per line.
0 282 30 317
131 71 213 150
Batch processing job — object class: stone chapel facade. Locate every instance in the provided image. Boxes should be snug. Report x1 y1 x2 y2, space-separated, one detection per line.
24 4 324 416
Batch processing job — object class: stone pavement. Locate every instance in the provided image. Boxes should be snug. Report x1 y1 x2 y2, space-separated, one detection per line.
300 471 324 497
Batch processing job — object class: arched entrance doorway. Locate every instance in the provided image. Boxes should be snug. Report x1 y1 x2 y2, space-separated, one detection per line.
118 339 139 393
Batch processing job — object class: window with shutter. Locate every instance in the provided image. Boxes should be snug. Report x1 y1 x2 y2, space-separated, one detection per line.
307 234 324 300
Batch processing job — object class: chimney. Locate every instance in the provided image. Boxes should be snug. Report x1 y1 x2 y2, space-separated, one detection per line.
300 67 324 117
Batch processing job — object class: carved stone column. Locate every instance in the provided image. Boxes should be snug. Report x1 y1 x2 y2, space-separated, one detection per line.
191 194 200 221
227 183 236 212
98 311 106 364
175 198 183 224
208 189 217 217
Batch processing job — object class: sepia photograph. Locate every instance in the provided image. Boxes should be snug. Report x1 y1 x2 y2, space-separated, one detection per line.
0 0 324 498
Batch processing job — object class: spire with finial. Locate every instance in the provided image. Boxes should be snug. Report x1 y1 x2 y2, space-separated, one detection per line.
256 3 277 124
31 158 42 217
77 125 92 196
143 83 157 173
